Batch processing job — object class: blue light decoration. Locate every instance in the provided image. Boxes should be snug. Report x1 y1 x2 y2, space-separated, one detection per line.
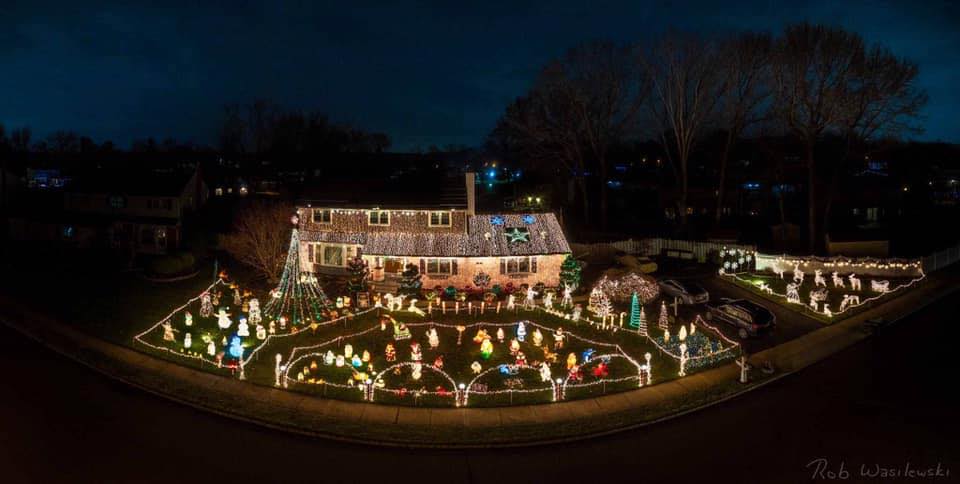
522 214 536 225
582 348 595 363
499 364 519 375
487 169 496 179
505 227 530 244
490 215 505 226
228 335 243 359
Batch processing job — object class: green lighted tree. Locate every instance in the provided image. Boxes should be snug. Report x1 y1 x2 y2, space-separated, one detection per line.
559 255 582 291
629 292 647 336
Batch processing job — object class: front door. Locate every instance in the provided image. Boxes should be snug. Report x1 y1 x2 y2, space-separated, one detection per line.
383 257 404 276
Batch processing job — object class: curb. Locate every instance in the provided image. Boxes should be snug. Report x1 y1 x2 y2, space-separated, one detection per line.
2 280 956 448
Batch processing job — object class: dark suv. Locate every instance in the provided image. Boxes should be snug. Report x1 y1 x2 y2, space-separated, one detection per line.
704 298 775 339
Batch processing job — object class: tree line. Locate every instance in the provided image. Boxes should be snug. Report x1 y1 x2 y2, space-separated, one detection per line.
487 23 927 251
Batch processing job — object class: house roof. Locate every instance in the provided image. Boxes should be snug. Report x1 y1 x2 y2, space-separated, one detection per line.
300 212 570 257
298 173 468 209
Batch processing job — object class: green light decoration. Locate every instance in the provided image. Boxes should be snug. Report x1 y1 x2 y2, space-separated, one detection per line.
505 227 530 244
263 228 332 326
629 292 647 336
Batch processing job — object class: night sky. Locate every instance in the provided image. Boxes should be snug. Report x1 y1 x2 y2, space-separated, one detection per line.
2 1 958 151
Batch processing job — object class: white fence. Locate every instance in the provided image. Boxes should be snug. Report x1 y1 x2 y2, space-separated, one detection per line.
583 238 756 264
923 244 960 273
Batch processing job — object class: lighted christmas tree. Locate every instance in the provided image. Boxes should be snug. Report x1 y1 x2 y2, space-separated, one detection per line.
658 301 669 330
263 229 332 326
346 254 369 294
559 255 582 291
629 292 647 336
398 263 422 296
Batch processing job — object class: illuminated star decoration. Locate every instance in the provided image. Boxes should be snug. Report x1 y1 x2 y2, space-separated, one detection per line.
505 227 530 244
522 214 536 225
490 215 505 226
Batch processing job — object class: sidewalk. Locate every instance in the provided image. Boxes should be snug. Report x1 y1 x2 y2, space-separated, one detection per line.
1 267 957 448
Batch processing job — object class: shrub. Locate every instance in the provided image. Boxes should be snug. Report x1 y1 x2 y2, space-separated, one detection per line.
444 286 457 300
491 284 503 296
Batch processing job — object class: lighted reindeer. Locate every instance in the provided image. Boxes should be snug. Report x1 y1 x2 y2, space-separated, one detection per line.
814 270 827 288
809 287 828 312
832 271 845 289
839 294 861 312
848 274 862 291
792 263 804 284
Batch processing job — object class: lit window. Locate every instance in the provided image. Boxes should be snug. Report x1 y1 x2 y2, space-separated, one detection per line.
312 209 332 224
322 246 344 266
429 211 451 227
108 195 126 209
425 258 455 275
501 256 536 274
215 188 223 196
368 210 390 225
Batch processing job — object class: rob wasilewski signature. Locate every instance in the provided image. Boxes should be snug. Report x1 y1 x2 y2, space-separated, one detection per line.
807 458 951 480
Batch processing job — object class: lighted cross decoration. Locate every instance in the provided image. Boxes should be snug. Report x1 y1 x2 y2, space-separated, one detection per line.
505 227 530 244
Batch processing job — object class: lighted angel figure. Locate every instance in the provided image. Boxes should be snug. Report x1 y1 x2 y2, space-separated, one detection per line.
561 284 574 308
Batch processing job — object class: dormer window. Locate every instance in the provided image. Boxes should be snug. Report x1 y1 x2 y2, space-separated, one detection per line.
312 208 332 224
368 210 390 225
429 211 451 227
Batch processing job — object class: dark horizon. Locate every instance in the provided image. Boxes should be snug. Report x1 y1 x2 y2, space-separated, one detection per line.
2 0 959 152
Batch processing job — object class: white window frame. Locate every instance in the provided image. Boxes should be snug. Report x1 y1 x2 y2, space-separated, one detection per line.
428 211 452 227
312 208 332 224
425 258 454 275
368 210 390 226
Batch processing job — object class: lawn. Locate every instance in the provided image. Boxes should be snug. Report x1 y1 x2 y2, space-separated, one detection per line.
721 269 925 322
130 272 741 407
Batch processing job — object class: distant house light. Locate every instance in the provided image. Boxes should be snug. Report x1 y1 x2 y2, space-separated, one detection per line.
215 187 223 196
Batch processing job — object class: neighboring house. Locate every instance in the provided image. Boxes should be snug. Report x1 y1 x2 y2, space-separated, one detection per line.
296 172 571 291
59 165 208 253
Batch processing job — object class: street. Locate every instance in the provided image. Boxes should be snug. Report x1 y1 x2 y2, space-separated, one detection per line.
1 296 956 483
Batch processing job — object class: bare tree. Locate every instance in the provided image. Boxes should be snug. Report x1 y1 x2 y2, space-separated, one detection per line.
771 23 864 252
642 33 724 227
822 45 927 229
490 41 645 229
221 201 293 283
714 32 773 222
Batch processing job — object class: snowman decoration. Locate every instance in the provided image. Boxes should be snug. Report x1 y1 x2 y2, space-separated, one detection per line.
255 324 267 340
427 327 440 349
516 321 527 342
237 317 250 337
539 361 552 382
216 308 233 330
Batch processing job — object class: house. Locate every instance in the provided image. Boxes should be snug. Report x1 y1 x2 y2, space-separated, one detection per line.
296 172 571 291
58 165 208 253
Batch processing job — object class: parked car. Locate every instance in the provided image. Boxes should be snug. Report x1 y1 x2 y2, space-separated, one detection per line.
658 279 709 304
704 298 775 339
